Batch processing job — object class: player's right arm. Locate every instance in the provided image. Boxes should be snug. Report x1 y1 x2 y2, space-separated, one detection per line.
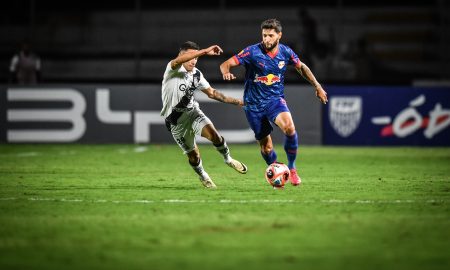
220 57 239 81
170 45 223 70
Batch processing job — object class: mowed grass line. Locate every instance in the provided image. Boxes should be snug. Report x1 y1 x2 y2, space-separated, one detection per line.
0 145 449 270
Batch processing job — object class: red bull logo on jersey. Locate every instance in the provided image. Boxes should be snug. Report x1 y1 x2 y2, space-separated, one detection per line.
254 74 281 86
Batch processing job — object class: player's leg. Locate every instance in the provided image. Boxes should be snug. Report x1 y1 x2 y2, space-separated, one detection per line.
258 134 277 165
201 123 228 161
200 123 248 174
266 98 300 185
244 108 277 165
168 112 215 188
186 146 216 188
274 111 301 185
190 107 247 174
274 111 298 168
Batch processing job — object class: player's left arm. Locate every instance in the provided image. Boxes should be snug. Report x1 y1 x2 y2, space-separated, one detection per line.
171 45 223 70
201 87 244 106
295 62 328 104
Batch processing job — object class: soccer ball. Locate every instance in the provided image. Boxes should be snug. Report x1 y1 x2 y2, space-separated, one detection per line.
265 162 290 189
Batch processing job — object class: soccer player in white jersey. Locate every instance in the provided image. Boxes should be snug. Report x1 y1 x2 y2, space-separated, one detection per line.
161 41 248 188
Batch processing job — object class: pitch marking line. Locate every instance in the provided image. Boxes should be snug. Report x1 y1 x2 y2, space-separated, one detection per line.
0 147 149 157
0 197 446 204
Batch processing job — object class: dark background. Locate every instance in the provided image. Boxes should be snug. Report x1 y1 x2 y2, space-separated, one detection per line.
1 0 449 84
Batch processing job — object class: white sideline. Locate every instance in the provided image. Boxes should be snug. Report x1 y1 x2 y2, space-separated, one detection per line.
0 197 446 204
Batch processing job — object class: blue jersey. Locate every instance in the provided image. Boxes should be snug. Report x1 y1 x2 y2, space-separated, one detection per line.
233 42 301 111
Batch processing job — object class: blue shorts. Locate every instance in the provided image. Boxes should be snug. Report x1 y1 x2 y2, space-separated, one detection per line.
244 98 290 140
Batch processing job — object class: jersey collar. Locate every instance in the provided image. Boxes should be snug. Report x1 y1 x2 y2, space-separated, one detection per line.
261 43 279 59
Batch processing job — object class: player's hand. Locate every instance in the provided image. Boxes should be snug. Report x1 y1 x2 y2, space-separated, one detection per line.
237 99 244 107
205 45 223 56
315 86 328 104
223 72 236 81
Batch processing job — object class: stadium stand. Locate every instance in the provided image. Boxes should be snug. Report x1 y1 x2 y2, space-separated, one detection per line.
0 1 448 84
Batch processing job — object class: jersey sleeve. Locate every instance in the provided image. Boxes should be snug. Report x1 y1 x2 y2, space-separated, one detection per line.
164 61 182 80
162 62 173 81
286 46 302 68
233 46 252 66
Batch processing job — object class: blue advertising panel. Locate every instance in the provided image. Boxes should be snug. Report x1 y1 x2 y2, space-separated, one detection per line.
323 86 450 146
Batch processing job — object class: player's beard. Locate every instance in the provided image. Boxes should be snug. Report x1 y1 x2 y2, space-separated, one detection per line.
263 39 279 52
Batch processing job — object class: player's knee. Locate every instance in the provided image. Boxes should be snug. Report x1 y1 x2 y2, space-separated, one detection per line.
283 125 296 136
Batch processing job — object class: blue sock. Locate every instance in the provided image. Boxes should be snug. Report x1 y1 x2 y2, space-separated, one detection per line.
261 150 277 165
284 132 298 169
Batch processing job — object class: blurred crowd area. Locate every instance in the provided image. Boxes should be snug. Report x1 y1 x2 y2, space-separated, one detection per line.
1 0 449 85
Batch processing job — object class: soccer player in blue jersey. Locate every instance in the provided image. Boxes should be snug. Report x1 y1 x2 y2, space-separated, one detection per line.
220 18 328 186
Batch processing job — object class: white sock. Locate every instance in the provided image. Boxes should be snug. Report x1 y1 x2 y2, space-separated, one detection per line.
214 137 232 163
190 159 209 179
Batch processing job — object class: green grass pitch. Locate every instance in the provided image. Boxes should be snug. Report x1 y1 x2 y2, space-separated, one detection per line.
0 144 449 270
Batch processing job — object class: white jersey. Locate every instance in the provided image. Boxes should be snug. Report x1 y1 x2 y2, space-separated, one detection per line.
160 62 210 118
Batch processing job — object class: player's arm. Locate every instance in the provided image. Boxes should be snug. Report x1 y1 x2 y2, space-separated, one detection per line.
170 45 223 70
201 87 244 106
220 57 239 81
296 62 328 104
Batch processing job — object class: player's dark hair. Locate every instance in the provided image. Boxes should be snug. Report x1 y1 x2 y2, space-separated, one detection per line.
179 41 200 52
261 18 282 33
